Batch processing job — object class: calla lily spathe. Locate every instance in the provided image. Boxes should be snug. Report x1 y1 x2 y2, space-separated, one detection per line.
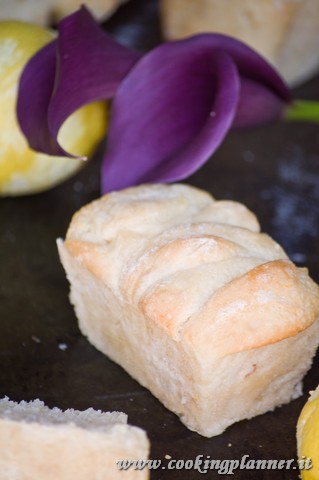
17 6 291 193
17 6 141 158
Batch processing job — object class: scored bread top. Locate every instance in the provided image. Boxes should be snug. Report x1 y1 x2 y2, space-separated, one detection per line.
63 183 319 357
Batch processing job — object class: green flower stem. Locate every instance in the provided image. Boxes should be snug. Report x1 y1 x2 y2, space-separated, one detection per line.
285 100 319 123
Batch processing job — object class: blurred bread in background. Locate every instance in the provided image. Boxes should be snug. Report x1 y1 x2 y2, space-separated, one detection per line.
0 0 129 25
160 0 319 85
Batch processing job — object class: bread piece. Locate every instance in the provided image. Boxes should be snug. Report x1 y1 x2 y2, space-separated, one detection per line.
0 0 129 25
160 0 319 85
0 397 149 479
57 183 319 437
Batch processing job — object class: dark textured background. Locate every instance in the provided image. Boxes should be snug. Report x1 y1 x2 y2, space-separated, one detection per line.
1 0 319 478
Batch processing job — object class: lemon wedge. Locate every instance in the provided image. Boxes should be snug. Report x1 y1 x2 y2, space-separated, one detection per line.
297 385 319 479
0 21 107 196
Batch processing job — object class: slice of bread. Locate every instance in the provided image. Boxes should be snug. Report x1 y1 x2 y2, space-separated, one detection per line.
0 397 149 479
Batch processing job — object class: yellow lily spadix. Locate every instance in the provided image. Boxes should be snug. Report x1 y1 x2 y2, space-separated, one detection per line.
0 21 106 196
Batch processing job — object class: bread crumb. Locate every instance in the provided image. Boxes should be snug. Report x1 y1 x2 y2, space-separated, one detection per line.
58 343 68 351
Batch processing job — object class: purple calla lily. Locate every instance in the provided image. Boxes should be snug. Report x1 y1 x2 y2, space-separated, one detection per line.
102 34 290 192
17 6 291 194
17 6 141 158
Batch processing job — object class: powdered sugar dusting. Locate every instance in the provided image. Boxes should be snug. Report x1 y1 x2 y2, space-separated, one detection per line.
256 273 271 283
216 300 247 321
256 290 276 304
260 145 319 259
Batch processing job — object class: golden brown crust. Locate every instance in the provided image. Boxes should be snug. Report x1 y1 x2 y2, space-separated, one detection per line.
183 260 319 356
64 183 319 353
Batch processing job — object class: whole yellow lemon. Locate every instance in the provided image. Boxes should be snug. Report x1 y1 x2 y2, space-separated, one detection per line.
0 21 107 196
297 385 319 479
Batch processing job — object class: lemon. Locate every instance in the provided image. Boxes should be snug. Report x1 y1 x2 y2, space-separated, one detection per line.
0 21 107 196
297 385 319 479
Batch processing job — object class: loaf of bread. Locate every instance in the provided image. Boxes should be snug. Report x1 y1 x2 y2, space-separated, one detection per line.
0 397 149 479
0 0 128 25
160 0 319 85
57 183 319 437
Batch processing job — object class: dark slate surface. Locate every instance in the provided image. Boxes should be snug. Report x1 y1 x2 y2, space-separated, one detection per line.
1 1 319 478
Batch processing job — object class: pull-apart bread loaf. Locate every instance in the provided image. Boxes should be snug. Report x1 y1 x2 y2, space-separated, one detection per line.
0 397 149 479
57 183 319 437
